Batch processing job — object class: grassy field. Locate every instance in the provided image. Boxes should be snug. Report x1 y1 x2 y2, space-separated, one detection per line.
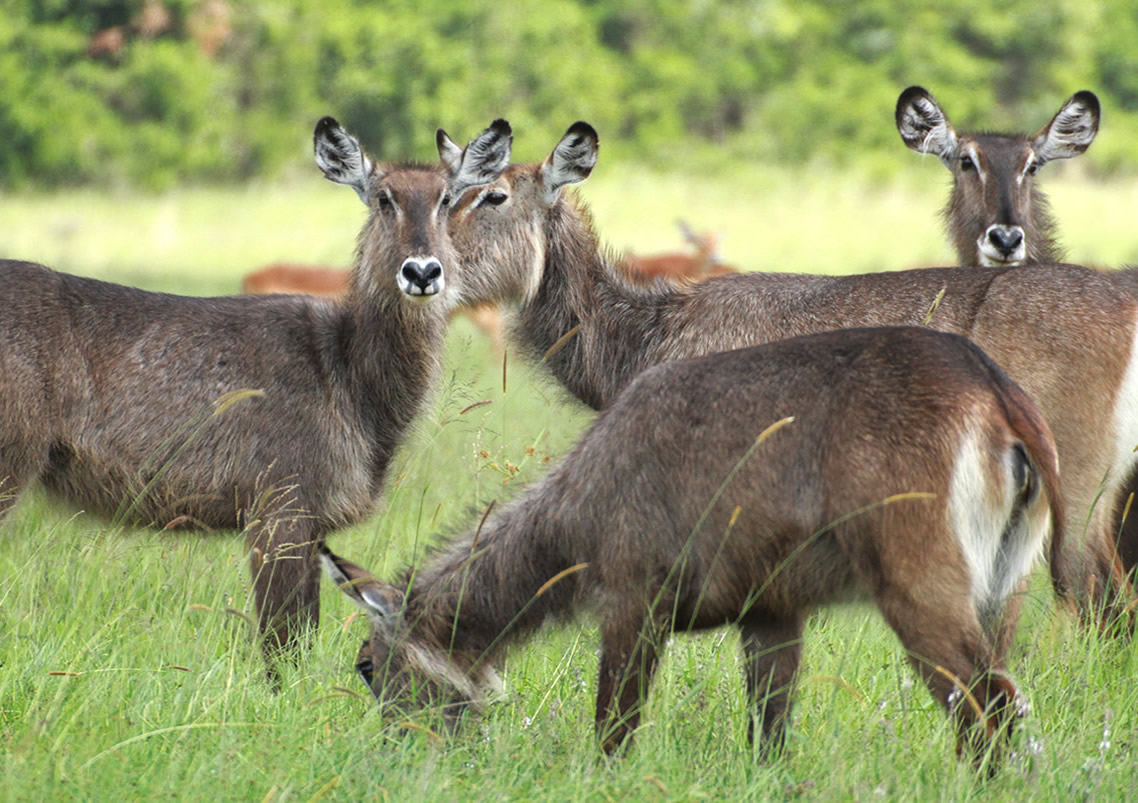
1 165 1137 800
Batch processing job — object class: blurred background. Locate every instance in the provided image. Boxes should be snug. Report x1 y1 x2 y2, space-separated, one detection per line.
4 0 1138 187
3 0 1138 285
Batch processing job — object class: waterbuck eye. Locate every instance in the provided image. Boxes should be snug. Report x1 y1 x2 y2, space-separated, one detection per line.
376 191 393 209
960 155 976 172
1025 161 1039 176
479 191 508 208
440 193 452 208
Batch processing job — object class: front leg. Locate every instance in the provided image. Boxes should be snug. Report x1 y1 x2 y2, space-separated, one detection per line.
246 513 322 682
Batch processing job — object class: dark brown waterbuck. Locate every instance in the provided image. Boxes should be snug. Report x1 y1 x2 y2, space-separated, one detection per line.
324 326 1062 767
0 117 511 673
330 119 1138 627
895 85 1099 267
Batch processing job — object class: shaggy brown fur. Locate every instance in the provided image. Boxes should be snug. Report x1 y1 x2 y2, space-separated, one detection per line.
0 116 511 677
429 121 1137 630
325 326 1062 768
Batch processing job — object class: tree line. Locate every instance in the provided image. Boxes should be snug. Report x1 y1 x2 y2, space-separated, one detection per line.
3 0 1135 189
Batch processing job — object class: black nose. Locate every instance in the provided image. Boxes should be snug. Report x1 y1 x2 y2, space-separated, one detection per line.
987 226 1023 256
401 258 443 291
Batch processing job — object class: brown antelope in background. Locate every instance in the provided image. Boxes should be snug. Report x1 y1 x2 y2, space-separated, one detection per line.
324 326 1062 767
624 220 737 284
0 116 511 676
418 120 1138 628
895 85 1100 267
241 262 349 296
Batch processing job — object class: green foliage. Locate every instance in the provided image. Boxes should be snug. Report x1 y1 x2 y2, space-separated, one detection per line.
4 0 1138 188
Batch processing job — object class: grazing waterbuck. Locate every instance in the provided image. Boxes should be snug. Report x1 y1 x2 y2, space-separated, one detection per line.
389 120 1138 628
324 326 1062 767
895 85 1099 267
0 116 511 672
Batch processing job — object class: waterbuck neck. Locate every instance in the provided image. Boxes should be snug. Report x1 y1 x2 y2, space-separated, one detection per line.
337 281 449 490
515 200 678 410
403 486 582 659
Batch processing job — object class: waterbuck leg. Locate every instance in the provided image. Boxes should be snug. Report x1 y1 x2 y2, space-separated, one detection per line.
246 517 322 680
992 578 1026 660
738 611 804 756
0 439 49 521
1084 528 1135 635
594 607 668 754
0 475 25 520
875 583 1018 768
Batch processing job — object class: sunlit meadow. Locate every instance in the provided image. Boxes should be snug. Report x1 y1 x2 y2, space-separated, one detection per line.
1 161 1137 800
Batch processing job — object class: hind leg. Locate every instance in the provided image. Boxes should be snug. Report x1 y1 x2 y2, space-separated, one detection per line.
875 581 1020 769
1058 508 1135 635
738 611 804 756
594 606 669 754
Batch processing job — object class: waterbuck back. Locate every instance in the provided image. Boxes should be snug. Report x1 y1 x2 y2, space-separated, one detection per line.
325 326 1061 769
425 120 1136 630
0 116 511 677
895 85 1099 267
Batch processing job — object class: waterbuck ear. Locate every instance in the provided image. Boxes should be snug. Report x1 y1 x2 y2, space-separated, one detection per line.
896 86 959 166
540 121 598 205
437 128 463 173
314 116 375 205
448 119 513 198
319 546 403 620
1033 90 1099 164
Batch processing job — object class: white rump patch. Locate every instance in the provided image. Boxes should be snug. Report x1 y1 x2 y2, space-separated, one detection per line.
1110 318 1138 497
948 427 1047 623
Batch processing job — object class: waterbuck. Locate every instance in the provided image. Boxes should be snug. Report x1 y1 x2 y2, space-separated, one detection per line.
340 119 1136 627
0 116 511 672
323 326 1062 766
895 85 1099 267
894 88 1138 585
624 220 736 284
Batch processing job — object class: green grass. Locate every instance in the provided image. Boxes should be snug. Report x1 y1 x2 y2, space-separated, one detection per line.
2 168 1138 800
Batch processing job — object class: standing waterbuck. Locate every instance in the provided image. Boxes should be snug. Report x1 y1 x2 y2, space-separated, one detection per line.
0 116 511 672
895 88 1138 583
895 85 1099 267
324 326 1062 767
421 120 1138 628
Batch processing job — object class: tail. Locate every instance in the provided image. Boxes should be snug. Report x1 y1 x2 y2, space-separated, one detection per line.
988 371 1065 601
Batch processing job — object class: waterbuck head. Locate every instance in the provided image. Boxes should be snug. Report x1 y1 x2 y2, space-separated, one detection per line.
320 547 502 726
434 121 598 306
896 86 1099 267
314 117 512 304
